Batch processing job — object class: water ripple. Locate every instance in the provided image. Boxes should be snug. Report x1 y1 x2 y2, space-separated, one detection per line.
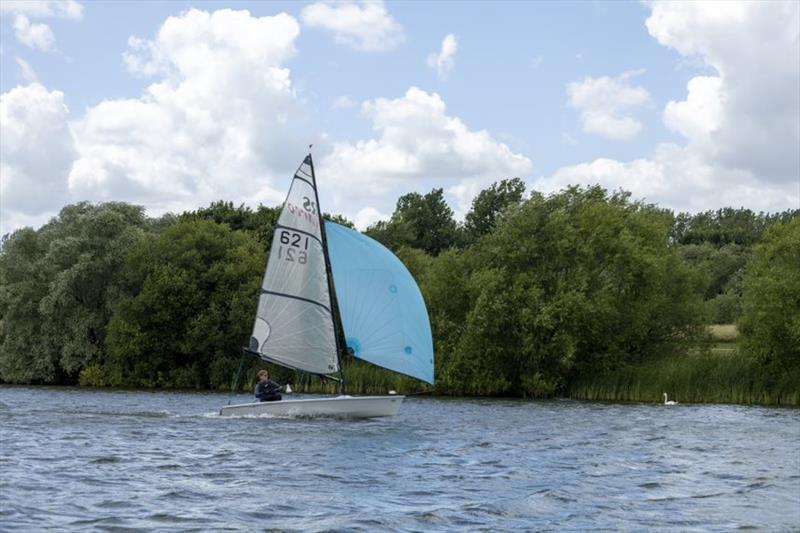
1 386 798 531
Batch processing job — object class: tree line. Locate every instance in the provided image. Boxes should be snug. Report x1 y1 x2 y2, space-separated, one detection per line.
0 183 797 396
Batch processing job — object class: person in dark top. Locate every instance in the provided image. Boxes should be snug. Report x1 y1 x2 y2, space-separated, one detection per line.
254 369 283 402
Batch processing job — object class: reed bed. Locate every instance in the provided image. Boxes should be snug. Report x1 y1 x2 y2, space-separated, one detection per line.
568 349 799 406
290 357 431 395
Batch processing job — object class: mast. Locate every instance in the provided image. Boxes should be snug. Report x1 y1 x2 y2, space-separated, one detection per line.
307 152 347 394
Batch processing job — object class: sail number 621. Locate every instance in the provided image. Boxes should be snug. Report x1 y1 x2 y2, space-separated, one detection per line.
277 230 308 264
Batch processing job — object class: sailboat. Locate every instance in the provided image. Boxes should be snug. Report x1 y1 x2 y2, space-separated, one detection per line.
219 154 434 418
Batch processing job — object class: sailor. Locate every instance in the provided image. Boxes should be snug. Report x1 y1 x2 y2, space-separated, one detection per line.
254 369 283 402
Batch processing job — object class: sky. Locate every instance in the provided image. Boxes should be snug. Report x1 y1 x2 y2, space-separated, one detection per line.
1 0 799 235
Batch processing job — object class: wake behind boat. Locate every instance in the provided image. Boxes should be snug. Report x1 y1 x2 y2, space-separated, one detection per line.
219 154 434 419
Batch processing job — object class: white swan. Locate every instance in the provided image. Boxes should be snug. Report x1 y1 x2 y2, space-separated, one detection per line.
663 393 678 405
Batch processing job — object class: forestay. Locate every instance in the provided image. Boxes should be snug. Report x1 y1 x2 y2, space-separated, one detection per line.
249 157 339 375
325 222 434 384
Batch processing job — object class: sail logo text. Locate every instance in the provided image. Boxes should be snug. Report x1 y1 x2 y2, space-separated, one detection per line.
286 202 319 228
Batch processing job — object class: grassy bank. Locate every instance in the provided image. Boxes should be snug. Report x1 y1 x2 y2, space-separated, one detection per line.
568 325 798 406
567 348 799 406
319 352 800 406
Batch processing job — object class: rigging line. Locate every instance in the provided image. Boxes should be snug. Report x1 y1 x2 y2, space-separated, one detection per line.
227 348 256 405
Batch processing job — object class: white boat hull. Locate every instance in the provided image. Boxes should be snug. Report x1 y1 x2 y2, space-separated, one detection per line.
219 395 404 418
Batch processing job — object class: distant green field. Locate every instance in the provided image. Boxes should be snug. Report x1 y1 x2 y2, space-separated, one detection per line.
708 324 739 342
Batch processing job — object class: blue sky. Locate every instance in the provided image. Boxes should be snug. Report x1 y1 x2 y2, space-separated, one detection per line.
1 0 798 234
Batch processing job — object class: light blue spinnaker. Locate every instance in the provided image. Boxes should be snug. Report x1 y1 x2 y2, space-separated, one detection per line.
325 222 434 384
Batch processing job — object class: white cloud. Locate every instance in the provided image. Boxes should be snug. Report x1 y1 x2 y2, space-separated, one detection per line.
0 0 83 19
446 181 483 219
567 71 650 140
1 9 331 236
541 1 800 213
662 75 724 142
13 14 55 51
561 132 578 146
301 1 404 52
427 34 458 80
63 8 306 219
333 95 357 109
537 142 796 213
353 206 389 229
646 0 799 186
1 83 77 235
319 87 532 220
1 1 83 52
15 57 38 82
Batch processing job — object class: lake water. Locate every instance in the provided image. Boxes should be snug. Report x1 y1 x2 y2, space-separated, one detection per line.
1 386 798 531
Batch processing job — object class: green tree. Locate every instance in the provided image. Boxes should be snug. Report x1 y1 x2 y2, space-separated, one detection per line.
0 203 148 384
672 208 797 323
365 218 415 252
39 203 148 379
671 207 793 247
739 217 800 370
367 188 458 255
324 213 355 229
181 201 282 250
426 186 705 397
462 178 526 244
420 248 473 392
104 219 263 388
0 228 57 383
680 242 748 323
394 246 434 286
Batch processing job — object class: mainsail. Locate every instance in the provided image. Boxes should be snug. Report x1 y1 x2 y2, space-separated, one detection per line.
325 222 435 384
249 156 339 375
